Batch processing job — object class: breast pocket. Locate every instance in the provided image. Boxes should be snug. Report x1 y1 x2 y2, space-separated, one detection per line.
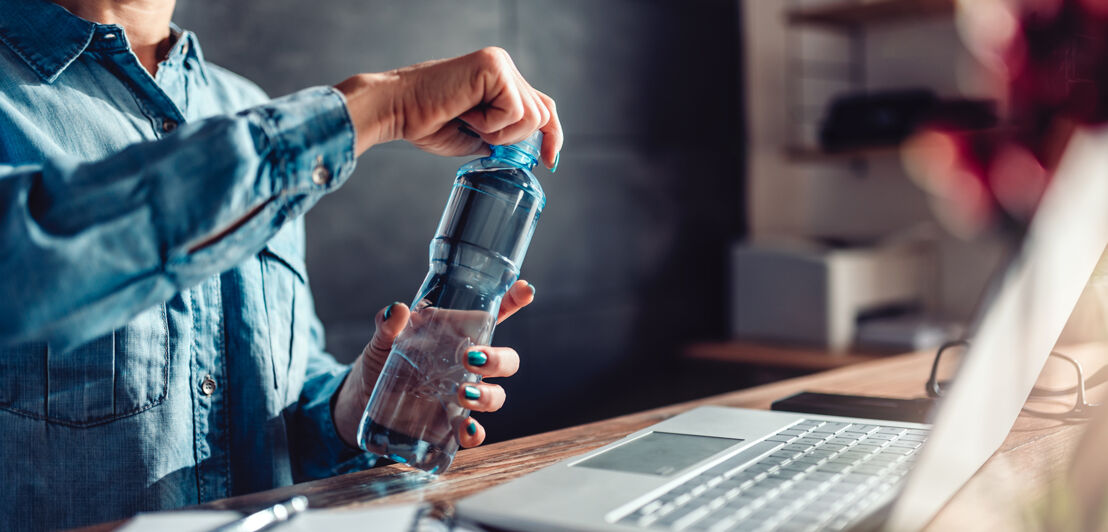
0 304 169 427
260 224 311 404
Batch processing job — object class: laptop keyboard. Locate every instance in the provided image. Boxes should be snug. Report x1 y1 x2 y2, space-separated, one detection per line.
617 419 929 532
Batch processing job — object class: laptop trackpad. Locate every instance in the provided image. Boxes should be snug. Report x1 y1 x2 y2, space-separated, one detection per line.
573 431 741 476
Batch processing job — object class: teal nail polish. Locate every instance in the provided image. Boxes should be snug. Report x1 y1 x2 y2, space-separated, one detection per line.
464 385 481 400
526 281 535 296
551 152 560 173
467 350 488 367
383 301 403 322
466 420 477 435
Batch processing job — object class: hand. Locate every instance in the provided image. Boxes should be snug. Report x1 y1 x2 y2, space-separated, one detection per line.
332 280 535 449
335 47 563 169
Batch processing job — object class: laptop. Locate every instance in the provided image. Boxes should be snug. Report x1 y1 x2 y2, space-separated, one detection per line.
456 128 1108 532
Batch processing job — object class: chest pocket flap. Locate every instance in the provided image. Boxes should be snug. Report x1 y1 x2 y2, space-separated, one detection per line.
0 304 169 427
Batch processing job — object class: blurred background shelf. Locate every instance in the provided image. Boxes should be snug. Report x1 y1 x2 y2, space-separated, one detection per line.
784 144 901 163
787 0 955 27
683 341 887 372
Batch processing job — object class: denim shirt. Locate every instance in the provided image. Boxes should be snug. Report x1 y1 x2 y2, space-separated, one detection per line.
0 1 376 529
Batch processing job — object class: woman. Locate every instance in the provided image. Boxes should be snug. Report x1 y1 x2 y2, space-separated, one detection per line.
0 0 562 529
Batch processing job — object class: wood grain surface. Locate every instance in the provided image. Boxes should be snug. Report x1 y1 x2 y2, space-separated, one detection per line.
79 348 1103 531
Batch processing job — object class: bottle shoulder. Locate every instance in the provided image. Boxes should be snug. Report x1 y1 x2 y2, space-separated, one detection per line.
457 157 546 201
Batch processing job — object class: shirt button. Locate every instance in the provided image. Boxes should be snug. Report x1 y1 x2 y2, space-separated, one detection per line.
311 155 332 186
161 118 178 133
200 375 217 396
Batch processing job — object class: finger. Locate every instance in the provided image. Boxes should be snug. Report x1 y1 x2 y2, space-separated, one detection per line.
478 90 544 146
497 280 535 323
536 91 563 169
457 63 526 134
458 382 507 412
410 120 490 157
458 416 486 448
464 346 520 378
365 302 410 360
530 90 552 130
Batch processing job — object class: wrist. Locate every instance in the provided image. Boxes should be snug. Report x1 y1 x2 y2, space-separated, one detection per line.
334 72 401 156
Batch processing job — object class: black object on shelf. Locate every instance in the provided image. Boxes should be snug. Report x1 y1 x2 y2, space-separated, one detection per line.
818 89 997 153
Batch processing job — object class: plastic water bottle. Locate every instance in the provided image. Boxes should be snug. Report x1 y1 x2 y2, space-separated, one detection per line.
356 131 546 474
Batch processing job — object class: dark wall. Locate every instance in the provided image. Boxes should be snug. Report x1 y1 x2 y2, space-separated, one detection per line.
174 0 744 441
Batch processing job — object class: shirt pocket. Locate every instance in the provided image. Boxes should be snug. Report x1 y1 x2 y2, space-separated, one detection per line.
0 304 169 427
260 226 309 403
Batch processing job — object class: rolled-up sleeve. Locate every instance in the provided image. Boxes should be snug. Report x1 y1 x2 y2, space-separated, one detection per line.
0 85 356 352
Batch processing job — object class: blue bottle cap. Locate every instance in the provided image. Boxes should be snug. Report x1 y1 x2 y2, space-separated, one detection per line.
496 131 543 163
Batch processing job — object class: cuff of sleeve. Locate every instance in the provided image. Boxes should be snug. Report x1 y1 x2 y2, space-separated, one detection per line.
294 367 379 480
255 86 357 197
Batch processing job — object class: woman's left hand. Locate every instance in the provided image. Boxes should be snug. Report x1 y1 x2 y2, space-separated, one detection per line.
332 280 535 448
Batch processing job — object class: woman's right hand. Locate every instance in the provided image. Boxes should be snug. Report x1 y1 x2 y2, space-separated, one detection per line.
335 47 562 169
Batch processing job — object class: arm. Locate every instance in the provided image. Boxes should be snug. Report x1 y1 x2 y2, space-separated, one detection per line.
0 86 355 351
1 46 562 354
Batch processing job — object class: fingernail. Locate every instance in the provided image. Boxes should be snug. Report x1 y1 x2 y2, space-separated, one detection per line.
383 301 403 322
551 152 560 173
525 281 535 296
466 420 477 435
458 124 480 138
464 385 481 400
467 350 488 367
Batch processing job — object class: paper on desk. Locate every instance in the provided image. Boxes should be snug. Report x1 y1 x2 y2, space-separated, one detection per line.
118 504 422 532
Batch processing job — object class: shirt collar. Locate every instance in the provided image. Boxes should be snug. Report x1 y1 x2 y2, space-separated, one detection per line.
0 0 207 83
0 0 96 83
165 24 209 83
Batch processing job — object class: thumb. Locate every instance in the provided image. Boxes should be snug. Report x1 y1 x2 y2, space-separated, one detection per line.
362 302 410 372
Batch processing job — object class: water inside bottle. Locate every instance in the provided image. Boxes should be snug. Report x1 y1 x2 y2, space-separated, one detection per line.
358 305 495 473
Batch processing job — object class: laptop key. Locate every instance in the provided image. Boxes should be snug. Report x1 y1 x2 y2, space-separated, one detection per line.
654 503 703 528
766 435 797 444
672 505 713 530
840 473 875 485
781 462 815 473
818 462 852 474
804 470 837 482
853 464 887 476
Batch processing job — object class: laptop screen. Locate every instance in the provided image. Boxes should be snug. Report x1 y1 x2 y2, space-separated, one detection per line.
886 129 1108 529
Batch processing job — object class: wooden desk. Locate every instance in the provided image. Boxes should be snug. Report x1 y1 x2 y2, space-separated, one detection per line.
87 349 1096 531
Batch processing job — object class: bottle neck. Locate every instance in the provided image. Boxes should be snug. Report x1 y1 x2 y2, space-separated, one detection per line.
490 145 539 170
